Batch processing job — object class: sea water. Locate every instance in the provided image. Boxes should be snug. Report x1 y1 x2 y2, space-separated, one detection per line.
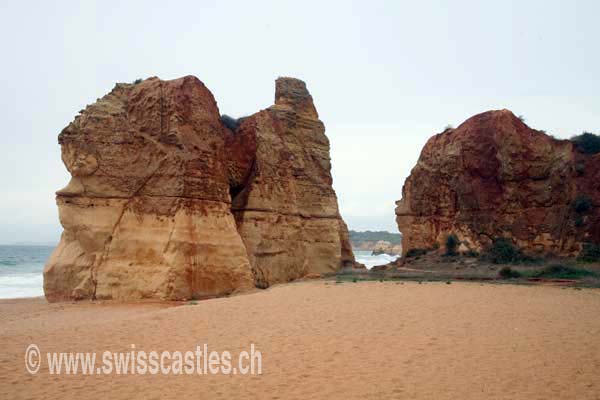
0 246 397 299
0 245 53 299
353 250 399 269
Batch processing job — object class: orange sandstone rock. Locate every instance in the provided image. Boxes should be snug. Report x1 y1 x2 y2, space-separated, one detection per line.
44 76 355 301
396 109 600 257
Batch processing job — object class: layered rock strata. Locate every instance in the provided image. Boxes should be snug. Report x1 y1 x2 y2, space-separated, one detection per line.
44 76 355 301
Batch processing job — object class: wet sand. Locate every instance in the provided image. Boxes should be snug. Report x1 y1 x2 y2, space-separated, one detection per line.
1 281 600 399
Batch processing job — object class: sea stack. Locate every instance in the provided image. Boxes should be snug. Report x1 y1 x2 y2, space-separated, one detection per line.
44 76 355 302
396 109 600 256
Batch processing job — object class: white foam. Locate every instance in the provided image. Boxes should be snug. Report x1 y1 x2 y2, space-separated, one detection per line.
354 250 399 269
0 273 44 298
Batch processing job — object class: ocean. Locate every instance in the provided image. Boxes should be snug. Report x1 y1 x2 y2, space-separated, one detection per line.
0 245 53 299
0 246 397 299
353 250 399 269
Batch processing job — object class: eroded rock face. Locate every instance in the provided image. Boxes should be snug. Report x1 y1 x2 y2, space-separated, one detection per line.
44 76 354 301
227 78 354 287
230 78 356 287
396 109 600 257
371 241 403 256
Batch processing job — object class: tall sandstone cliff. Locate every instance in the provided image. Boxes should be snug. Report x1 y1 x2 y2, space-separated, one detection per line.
44 76 355 302
396 109 600 256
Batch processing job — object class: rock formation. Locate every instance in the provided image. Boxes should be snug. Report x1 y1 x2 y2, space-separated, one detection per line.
229 78 356 287
44 76 355 302
349 230 402 254
396 109 600 257
370 241 402 256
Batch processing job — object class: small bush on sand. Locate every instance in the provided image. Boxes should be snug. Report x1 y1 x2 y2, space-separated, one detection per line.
499 267 521 279
571 132 600 155
535 264 595 279
405 248 429 258
133 78 143 84
486 238 520 264
484 237 539 264
445 234 459 256
577 243 600 263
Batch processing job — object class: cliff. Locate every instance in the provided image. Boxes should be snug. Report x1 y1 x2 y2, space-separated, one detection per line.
370 241 403 256
396 109 600 257
44 76 355 301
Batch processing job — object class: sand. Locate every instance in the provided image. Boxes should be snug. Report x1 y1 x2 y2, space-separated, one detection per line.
1 281 600 399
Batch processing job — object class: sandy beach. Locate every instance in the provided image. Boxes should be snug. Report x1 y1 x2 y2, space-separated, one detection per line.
1 281 599 399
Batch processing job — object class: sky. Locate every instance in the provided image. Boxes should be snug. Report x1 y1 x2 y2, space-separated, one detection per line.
0 0 599 244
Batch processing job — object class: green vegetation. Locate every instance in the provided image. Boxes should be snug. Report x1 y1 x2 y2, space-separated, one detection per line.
518 115 526 122
484 237 539 264
578 243 600 263
133 78 143 84
221 114 242 131
485 238 520 264
498 267 521 279
571 132 600 154
573 195 592 214
349 230 402 245
445 234 459 256
535 264 595 279
499 264 595 280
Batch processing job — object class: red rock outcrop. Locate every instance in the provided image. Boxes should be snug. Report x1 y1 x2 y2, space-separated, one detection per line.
44 76 355 302
396 109 600 256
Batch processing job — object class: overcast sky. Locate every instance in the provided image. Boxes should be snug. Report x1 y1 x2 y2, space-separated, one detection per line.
0 0 599 244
